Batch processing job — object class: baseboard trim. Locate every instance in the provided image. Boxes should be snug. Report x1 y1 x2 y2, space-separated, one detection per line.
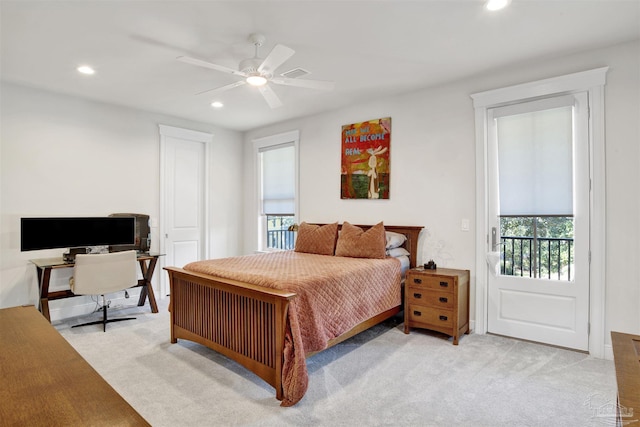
603 343 613 360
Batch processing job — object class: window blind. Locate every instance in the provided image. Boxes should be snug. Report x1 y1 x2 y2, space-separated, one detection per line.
260 142 295 215
493 96 574 216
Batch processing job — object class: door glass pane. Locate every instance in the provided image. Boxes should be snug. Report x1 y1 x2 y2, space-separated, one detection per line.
494 98 575 282
496 106 573 216
500 216 574 281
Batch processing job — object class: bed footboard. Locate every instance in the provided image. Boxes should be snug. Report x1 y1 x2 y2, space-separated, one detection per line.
165 267 296 400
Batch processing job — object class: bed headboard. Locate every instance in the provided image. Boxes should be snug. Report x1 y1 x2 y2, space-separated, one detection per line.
312 223 424 268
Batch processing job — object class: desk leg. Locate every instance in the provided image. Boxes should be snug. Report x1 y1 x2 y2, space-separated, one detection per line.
137 258 159 313
37 267 53 323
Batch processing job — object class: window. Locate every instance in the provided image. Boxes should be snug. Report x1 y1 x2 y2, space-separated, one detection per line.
254 131 299 251
265 215 296 250
492 96 575 281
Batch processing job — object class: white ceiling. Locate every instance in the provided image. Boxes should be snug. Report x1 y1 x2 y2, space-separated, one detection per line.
2 1 639 132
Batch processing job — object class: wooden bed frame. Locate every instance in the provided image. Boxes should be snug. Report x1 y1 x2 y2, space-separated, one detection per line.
164 224 423 402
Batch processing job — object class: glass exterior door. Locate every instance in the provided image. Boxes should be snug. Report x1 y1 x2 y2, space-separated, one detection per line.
487 93 590 351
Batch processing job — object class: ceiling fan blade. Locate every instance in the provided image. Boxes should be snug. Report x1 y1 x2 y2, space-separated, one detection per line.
270 76 335 91
257 44 295 74
195 80 246 96
177 56 247 77
258 85 283 109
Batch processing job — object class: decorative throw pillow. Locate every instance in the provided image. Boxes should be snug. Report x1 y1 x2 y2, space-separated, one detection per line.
335 221 386 259
294 222 339 255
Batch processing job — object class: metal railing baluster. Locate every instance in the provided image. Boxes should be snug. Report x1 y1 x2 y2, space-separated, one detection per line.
500 236 574 281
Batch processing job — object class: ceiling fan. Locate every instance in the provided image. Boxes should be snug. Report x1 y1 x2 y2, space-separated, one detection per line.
177 33 335 109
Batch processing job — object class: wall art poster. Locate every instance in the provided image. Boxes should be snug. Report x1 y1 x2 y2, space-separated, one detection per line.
341 117 391 199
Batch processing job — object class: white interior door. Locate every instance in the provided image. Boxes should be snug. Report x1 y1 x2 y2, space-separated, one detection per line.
159 125 210 296
487 92 590 351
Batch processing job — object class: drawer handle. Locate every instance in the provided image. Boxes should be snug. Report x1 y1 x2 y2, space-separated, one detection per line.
439 297 448 303
440 281 449 287
413 310 422 317
413 278 422 284
439 315 448 321
413 293 422 299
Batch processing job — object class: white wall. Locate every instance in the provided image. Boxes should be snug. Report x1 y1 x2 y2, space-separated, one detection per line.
0 83 244 320
244 40 640 345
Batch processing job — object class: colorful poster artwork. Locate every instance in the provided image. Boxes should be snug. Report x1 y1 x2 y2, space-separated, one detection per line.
341 117 391 199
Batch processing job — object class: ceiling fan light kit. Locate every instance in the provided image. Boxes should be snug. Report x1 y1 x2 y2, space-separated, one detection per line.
485 0 510 11
177 33 335 109
77 65 95 75
246 74 268 87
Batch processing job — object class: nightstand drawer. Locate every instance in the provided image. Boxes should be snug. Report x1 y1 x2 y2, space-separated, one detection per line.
407 275 454 292
408 305 453 328
407 289 454 310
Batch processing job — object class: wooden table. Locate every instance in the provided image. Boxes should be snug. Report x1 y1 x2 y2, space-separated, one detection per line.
0 305 150 426
611 331 640 426
30 252 162 322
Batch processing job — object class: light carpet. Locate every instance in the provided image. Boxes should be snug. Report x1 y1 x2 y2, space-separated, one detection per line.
55 299 617 427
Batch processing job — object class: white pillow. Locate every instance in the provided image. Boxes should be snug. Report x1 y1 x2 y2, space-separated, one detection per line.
397 255 411 277
385 231 407 249
387 247 410 257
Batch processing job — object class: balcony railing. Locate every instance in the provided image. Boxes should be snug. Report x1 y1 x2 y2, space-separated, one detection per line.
501 236 574 281
266 215 295 250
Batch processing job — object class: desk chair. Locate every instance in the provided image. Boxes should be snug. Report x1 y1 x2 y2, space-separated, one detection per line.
70 250 138 332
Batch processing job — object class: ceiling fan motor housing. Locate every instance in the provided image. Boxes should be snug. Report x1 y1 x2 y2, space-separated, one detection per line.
239 57 271 78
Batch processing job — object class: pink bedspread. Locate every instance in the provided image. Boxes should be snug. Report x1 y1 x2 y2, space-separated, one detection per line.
183 251 401 406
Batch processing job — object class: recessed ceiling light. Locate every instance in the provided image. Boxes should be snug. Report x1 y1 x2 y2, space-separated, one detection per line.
485 0 510 11
77 65 95 75
211 101 224 108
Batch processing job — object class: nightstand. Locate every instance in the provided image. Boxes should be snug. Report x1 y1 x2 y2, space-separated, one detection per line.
404 267 470 345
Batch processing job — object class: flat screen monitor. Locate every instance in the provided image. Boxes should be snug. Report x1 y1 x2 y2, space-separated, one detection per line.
20 217 136 251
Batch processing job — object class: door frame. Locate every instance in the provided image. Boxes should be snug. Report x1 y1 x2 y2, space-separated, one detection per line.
159 124 212 298
471 67 608 357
